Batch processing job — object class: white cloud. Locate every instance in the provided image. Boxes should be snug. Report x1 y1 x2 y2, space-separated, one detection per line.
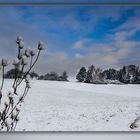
75 53 83 59
0 6 140 79
73 39 90 49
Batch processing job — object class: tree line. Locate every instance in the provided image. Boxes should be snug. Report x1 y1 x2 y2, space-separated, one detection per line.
38 71 68 81
4 64 140 84
76 65 140 84
4 69 68 81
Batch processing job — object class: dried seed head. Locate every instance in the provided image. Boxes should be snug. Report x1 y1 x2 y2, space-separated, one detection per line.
12 111 16 115
25 49 31 57
30 50 35 56
15 116 19 122
16 36 24 49
4 102 8 108
11 114 15 120
10 98 14 105
16 104 22 110
16 107 20 112
1 59 9 67
13 58 20 66
38 41 44 50
14 62 21 71
21 55 28 65
8 92 14 104
16 36 23 42
5 120 9 127
25 76 30 83
22 55 27 60
6 119 11 127
8 91 12 96
19 40 24 49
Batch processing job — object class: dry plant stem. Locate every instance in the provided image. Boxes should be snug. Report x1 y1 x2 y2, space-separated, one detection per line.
11 110 20 131
17 47 21 59
23 88 29 99
12 74 18 95
0 66 5 105
9 87 28 131
12 87 29 130
1 102 11 128
22 50 40 80
6 87 28 118
17 50 41 86
130 115 140 129
3 51 40 129
5 102 10 118
13 47 21 88
9 87 29 131
12 47 21 87
13 121 18 131
0 86 29 129
13 64 25 95
12 68 18 88
30 56 33 68
12 110 20 131
16 64 25 84
0 66 5 91
0 37 43 131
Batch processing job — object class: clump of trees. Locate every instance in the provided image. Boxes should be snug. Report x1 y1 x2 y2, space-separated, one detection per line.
76 65 140 84
4 68 68 81
0 36 43 131
76 65 105 84
38 71 68 81
4 70 39 80
29 71 39 79
102 68 118 80
118 65 140 84
76 67 86 82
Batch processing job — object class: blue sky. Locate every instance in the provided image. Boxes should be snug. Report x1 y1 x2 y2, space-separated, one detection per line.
0 5 140 77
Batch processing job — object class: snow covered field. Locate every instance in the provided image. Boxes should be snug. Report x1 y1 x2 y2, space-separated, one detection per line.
3 79 140 131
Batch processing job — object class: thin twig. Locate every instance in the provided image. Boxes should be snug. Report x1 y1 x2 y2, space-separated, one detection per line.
0 66 5 91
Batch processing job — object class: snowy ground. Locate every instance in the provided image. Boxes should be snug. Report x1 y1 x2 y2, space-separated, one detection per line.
3 79 140 131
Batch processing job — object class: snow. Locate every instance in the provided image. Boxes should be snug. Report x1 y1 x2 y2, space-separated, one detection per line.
2 79 140 131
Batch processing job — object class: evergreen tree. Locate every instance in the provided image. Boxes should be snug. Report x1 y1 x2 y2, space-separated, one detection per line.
118 66 129 83
93 67 103 83
117 65 137 83
76 67 87 82
102 68 118 80
117 69 123 82
85 65 94 83
136 68 140 84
